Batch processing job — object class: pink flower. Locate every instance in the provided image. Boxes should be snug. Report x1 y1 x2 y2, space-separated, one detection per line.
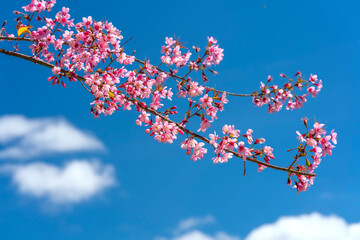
307 86 319 98
257 164 267 172
209 132 220 147
296 131 305 142
212 152 233 164
226 137 238 151
330 130 337 144
207 36 217 45
191 142 207 161
52 66 61 75
82 16 93 28
310 122 326 137
206 106 218 121
312 153 322 167
306 137 317 147
268 101 283 113
253 96 263 107
189 61 199 71
198 118 211 133
311 146 323 155
245 129 253 144
136 111 150 126
165 37 176 46
54 39 64 50
263 146 274 159
315 80 323 90
150 93 163 110
238 141 252 160
220 92 229 104
222 125 240 137
254 138 266 144
309 74 318 83
199 94 213 108
55 7 73 27
295 177 310 193
321 141 334 157
45 18 56 29
188 81 204 97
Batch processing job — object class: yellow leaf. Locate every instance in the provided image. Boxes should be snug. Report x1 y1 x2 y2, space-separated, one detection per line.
17 26 31 36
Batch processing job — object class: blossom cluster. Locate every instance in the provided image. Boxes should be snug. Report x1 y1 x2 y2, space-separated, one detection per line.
289 119 337 193
203 37 224 66
161 37 192 67
160 36 223 70
196 91 228 132
208 125 274 171
144 115 182 144
252 72 323 113
181 138 208 161
22 0 56 12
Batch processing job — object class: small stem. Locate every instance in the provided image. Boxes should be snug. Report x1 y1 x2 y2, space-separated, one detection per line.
243 160 246 176
288 154 299 172
120 35 134 47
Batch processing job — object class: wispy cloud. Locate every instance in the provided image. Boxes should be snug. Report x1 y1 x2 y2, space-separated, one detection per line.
156 215 240 240
0 115 105 159
245 212 360 240
175 215 216 234
173 231 240 240
155 230 240 240
1 160 116 204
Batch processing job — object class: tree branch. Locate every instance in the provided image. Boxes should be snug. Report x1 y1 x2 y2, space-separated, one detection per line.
0 46 316 177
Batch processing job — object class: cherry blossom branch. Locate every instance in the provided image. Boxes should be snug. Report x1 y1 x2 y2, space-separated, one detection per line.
0 2 337 194
0 47 316 177
0 36 252 97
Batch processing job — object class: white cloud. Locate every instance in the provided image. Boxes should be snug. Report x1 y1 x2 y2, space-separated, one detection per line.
215 232 241 240
245 212 360 240
0 115 104 159
173 231 214 240
156 216 240 240
2 160 115 204
0 115 45 143
175 215 216 234
158 213 360 240
158 230 240 240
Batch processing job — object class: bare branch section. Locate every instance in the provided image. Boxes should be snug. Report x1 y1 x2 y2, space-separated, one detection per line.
0 46 316 177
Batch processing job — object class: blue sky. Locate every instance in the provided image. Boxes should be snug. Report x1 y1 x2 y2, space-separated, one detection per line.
0 0 359 239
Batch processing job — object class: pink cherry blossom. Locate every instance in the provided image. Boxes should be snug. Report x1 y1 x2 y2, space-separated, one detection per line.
198 118 211 133
238 141 252 160
263 146 274 159
245 129 253 144
331 130 337 144
52 66 61 75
